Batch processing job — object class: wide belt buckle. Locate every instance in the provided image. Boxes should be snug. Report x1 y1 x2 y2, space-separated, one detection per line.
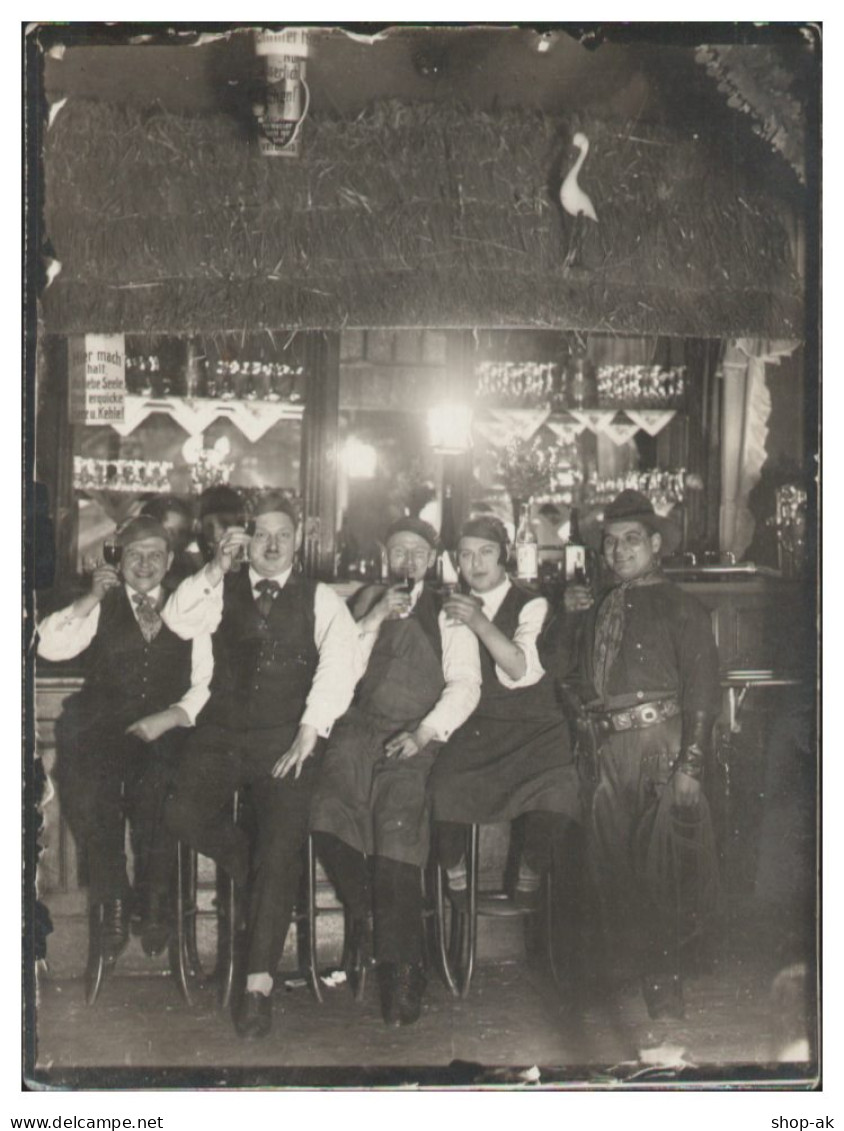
637 703 661 726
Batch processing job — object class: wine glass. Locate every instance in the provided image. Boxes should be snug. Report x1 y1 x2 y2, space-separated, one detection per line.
103 537 122 568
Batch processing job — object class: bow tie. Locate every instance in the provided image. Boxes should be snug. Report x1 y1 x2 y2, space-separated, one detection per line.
255 578 281 619
132 593 162 643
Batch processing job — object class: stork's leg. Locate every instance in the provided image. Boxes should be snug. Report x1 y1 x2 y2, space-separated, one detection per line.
563 213 582 273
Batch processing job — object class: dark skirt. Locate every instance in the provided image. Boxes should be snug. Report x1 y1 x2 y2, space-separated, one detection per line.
430 713 582 825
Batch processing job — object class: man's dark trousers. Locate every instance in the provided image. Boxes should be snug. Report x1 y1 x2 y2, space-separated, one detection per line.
166 722 323 978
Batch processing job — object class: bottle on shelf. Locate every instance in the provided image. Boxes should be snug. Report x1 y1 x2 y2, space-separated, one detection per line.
440 483 457 553
515 498 539 583
563 506 594 589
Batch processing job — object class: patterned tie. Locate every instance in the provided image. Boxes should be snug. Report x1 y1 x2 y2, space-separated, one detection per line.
132 593 163 644
255 578 280 620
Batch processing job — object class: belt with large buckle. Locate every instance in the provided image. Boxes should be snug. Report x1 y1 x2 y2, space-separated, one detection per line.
589 698 680 735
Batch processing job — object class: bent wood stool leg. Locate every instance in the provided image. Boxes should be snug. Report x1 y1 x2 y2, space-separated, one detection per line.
460 823 480 999
434 862 459 998
218 790 242 1012
306 832 324 1004
84 904 107 1006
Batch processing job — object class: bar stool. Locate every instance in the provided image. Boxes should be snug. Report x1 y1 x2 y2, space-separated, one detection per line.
433 823 568 999
85 793 323 1007
171 788 324 1009
85 836 196 1004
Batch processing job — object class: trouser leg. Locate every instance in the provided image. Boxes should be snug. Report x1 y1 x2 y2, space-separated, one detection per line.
244 751 322 977
124 733 182 898
435 821 468 871
589 740 643 975
84 765 131 904
373 856 423 965
164 729 249 886
54 718 129 904
312 831 371 920
521 810 572 873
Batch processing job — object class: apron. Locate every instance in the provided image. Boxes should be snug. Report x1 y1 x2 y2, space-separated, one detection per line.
430 585 581 825
311 600 446 867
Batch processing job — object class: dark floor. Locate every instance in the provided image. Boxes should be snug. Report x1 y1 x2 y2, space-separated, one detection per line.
29 941 818 1088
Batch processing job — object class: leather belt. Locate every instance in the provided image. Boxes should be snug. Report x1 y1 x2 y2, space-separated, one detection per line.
588 698 680 735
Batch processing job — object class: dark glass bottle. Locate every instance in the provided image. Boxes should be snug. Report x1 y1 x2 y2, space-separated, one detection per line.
563 507 593 588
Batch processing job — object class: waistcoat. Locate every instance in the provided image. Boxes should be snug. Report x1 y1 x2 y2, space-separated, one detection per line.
205 570 318 730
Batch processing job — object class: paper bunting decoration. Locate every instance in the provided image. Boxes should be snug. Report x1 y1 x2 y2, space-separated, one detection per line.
472 408 551 448
625 409 676 436
108 395 303 442
599 419 642 446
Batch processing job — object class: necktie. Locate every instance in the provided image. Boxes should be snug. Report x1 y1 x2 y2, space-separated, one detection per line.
132 593 162 644
255 578 280 620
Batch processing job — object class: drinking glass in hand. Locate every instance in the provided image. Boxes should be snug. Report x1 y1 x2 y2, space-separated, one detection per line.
395 567 413 618
102 539 122 568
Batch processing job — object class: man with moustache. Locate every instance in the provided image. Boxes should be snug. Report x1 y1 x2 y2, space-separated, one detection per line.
162 492 360 1039
311 516 481 1027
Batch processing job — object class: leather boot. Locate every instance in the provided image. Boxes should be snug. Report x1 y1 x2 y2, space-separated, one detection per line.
100 899 129 965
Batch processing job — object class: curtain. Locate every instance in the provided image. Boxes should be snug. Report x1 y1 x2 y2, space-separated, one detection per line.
720 338 799 560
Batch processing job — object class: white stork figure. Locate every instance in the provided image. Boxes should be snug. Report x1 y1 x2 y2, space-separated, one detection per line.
560 132 598 269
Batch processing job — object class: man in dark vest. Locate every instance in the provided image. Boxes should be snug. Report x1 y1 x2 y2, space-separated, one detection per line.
162 492 360 1039
566 490 721 1020
311 517 482 1027
37 516 212 961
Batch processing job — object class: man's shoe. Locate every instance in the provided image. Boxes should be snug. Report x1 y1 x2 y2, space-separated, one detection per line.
234 991 273 1039
140 892 172 958
641 974 685 1020
393 961 426 1027
100 899 129 965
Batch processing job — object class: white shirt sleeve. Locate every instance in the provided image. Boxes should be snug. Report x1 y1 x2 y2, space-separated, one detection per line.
161 565 224 639
494 595 549 689
170 633 214 726
299 583 363 738
419 614 482 742
36 603 101 661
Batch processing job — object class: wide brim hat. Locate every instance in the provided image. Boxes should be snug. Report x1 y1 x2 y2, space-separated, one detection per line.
584 489 681 555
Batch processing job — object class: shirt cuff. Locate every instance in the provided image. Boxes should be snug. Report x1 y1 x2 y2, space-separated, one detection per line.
299 709 333 739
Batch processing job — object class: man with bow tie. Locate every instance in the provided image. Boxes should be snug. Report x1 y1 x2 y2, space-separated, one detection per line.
37 516 213 965
162 492 360 1039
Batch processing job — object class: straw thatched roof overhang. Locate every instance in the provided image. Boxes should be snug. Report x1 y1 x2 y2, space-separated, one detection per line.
41 99 803 339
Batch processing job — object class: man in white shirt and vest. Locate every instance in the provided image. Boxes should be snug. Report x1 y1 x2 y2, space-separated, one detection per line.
311 516 482 1027
162 492 360 1040
37 516 213 964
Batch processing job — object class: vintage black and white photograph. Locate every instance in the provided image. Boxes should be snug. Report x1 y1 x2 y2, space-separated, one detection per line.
23 21 820 1092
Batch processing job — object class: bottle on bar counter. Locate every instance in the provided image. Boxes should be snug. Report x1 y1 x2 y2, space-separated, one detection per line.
515 498 539 583
563 506 592 589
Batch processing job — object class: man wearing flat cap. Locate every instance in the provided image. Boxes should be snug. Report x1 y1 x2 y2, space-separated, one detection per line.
566 490 720 1021
37 516 213 963
162 491 360 1039
311 516 482 1027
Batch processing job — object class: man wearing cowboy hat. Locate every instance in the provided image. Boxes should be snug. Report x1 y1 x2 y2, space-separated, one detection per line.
567 489 720 1021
